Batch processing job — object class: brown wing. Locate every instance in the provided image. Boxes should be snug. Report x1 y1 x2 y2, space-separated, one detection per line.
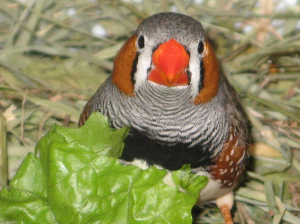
210 73 250 188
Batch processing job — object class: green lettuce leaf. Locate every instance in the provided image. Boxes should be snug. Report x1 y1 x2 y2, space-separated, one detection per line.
0 112 207 224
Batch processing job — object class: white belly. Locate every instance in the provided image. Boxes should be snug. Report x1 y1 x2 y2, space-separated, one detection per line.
196 172 234 204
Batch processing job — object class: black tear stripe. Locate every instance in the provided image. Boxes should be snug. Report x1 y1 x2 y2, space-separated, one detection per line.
185 47 190 56
152 44 160 54
131 52 139 85
186 70 192 84
198 60 204 90
185 48 192 84
120 128 214 171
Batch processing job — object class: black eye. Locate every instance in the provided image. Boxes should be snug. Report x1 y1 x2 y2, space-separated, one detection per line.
137 35 145 49
197 41 204 54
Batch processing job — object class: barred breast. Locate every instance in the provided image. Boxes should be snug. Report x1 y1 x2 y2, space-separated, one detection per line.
85 77 231 170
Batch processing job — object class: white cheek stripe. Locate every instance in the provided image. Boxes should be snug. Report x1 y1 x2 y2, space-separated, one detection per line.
188 49 201 98
134 45 152 92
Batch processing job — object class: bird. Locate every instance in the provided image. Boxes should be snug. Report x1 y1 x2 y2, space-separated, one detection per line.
79 12 250 224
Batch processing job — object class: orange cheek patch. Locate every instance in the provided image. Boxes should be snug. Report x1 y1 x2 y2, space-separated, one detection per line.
112 34 138 96
194 39 220 104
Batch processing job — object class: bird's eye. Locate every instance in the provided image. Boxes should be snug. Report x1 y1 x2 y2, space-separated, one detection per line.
137 35 145 49
197 41 204 54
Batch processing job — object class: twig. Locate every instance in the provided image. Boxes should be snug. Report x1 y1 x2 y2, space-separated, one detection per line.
0 114 8 188
21 89 28 144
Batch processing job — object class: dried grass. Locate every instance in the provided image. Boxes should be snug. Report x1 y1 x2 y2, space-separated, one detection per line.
0 0 300 223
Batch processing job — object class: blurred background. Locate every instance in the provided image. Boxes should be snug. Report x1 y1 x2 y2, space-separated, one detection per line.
0 0 300 223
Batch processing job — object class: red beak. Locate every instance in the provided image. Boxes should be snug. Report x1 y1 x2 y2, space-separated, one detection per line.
148 39 189 87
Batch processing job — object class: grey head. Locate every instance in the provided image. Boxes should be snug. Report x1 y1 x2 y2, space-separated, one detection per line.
136 12 206 47
133 12 207 97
